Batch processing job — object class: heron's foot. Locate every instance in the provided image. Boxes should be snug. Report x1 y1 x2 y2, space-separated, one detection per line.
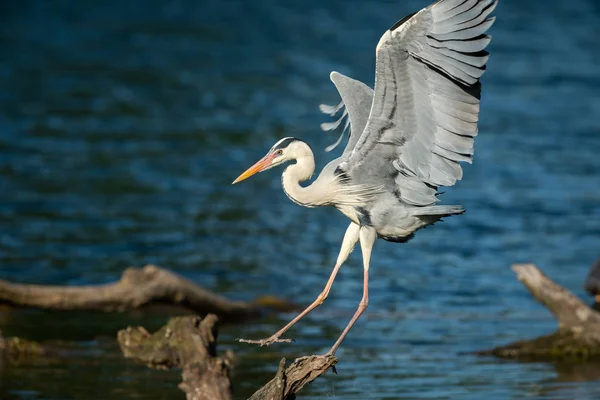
236 336 294 347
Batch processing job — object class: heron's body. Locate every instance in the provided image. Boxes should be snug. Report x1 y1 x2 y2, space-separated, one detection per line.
284 150 446 242
233 0 497 356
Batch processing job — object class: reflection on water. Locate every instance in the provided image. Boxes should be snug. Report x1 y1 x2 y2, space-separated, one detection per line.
1 0 600 399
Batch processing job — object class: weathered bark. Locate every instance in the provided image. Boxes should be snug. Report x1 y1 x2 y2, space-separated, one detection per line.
249 355 337 400
118 314 233 400
477 264 600 360
117 315 337 400
0 265 295 321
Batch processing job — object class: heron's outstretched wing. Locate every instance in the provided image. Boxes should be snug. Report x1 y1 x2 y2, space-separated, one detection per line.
320 72 374 155
345 0 497 207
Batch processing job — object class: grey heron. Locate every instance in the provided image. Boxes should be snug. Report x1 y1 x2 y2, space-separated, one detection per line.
233 0 497 356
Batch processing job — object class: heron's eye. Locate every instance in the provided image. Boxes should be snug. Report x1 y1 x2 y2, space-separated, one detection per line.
275 149 283 156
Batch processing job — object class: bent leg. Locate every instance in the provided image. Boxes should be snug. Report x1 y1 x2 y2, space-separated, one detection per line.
238 223 360 346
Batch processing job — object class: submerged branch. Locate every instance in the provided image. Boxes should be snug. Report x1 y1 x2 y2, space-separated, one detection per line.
0 329 47 363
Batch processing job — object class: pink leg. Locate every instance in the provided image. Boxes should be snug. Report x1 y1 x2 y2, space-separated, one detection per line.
326 266 369 355
326 226 375 356
238 223 360 347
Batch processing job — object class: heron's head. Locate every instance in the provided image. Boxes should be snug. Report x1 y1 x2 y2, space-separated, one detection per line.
232 137 302 184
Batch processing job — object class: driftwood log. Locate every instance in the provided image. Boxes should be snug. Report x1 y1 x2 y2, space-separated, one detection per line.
118 315 233 400
117 314 338 400
0 265 295 322
478 264 600 359
248 355 337 400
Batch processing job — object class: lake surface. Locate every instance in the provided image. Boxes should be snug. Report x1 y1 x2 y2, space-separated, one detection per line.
1 0 600 398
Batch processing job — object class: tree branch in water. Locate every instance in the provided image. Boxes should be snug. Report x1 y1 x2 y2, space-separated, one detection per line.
477 263 600 359
118 314 234 400
117 314 338 400
248 354 338 400
0 265 296 321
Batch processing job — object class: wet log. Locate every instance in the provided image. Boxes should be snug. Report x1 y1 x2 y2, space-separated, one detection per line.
477 264 600 360
0 265 295 321
118 314 337 400
248 355 337 400
118 314 234 400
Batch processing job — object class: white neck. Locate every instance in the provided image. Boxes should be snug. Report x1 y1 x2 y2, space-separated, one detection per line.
281 143 323 207
279 141 377 209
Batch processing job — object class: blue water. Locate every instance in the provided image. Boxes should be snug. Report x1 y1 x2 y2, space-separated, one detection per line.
1 0 600 398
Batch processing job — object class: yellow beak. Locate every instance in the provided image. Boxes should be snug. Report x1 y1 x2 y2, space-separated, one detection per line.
232 154 275 184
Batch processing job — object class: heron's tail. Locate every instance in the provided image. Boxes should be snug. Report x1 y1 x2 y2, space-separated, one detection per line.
410 205 465 217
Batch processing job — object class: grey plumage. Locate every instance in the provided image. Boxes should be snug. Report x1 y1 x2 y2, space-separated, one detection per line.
322 0 496 234
235 0 496 354
320 72 374 155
